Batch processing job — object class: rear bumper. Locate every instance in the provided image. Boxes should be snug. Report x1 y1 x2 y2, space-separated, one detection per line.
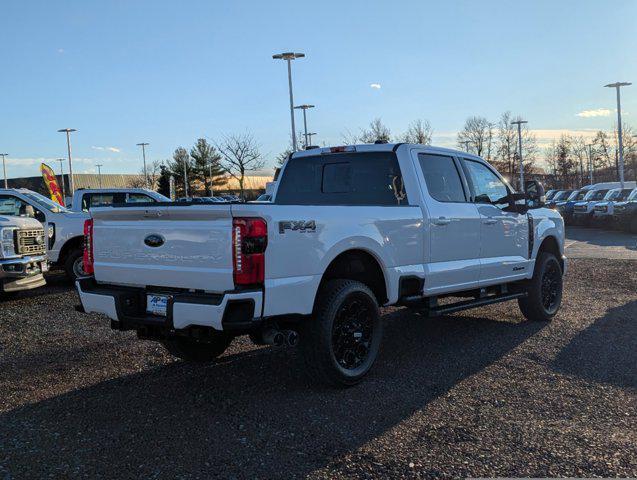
76 278 263 332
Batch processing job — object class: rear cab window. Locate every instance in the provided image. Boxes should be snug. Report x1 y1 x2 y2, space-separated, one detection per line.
276 151 408 205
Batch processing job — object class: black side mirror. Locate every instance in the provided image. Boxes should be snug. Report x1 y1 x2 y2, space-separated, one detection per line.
525 180 545 209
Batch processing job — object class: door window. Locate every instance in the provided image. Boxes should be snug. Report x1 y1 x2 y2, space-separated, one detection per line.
417 154 466 202
463 160 510 207
126 193 154 203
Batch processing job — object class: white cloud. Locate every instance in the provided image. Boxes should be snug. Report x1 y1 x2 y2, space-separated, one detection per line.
576 108 612 118
91 146 121 153
370 83 381 89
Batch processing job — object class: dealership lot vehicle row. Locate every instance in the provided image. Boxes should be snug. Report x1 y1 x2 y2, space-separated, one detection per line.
1 258 635 478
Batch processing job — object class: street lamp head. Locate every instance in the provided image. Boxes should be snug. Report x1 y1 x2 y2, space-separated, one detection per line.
272 52 305 60
0 153 8 156
604 82 632 88
57 128 77 133
511 119 528 125
136 142 149 147
294 104 315 110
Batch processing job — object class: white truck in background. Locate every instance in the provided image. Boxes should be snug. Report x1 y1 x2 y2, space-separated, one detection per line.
77 143 566 386
0 188 88 280
0 211 48 295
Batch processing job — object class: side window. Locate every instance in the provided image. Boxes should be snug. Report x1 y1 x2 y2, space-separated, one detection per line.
90 193 116 208
417 154 466 202
126 193 154 203
464 160 509 206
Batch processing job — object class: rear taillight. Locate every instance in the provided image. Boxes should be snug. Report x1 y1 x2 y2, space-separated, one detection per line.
232 217 267 286
83 219 94 275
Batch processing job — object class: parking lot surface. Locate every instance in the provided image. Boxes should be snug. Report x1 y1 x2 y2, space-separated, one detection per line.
566 226 637 260
1 240 636 478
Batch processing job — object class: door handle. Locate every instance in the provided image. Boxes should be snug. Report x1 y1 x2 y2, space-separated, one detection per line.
432 216 451 226
483 217 498 225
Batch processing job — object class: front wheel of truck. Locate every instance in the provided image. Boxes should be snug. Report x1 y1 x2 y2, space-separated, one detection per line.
518 252 563 322
300 279 382 387
162 335 233 362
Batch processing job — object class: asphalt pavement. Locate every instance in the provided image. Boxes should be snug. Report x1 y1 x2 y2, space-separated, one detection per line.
0 229 635 479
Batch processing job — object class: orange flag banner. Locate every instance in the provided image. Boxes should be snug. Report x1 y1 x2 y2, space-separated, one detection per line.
41 163 64 206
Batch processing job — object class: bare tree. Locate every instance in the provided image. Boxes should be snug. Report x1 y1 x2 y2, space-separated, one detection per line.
494 112 517 179
341 128 360 146
359 118 391 143
545 134 578 188
571 136 589 187
127 159 164 190
401 119 433 145
276 146 293 167
457 116 492 156
216 132 265 199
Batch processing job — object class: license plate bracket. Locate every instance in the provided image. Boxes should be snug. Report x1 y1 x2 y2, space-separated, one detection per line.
146 294 170 317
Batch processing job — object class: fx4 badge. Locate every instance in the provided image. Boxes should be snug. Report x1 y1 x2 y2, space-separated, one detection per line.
279 220 317 234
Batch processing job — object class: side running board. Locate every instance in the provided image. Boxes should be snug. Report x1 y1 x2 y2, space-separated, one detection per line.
427 292 526 317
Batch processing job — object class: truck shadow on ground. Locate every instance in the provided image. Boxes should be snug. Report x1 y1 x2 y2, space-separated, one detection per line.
552 300 637 390
0 310 545 478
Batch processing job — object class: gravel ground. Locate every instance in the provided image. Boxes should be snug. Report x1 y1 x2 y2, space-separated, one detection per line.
1 259 636 479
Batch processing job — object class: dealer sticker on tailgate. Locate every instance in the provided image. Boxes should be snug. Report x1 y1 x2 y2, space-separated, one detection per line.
147 294 169 316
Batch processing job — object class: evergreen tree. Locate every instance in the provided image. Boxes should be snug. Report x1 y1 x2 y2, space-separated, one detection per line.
157 164 172 198
190 138 226 195
168 147 195 197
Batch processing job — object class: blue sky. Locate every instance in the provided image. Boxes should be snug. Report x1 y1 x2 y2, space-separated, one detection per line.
1 0 636 178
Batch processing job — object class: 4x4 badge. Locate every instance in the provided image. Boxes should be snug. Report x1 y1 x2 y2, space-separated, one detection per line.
279 220 316 234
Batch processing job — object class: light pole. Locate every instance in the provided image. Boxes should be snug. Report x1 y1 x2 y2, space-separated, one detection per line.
0 154 8 189
604 82 631 187
57 158 67 202
58 128 77 194
294 104 314 149
136 142 150 188
307 132 317 147
272 52 305 152
96 164 103 188
511 119 528 190
183 157 189 199
586 143 594 185
460 140 471 152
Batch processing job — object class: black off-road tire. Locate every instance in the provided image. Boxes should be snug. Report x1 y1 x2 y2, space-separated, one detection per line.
518 252 563 322
64 248 86 282
162 335 233 362
300 279 382 387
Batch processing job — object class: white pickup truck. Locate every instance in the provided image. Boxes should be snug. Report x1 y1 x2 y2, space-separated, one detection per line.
77 143 566 386
0 189 88 280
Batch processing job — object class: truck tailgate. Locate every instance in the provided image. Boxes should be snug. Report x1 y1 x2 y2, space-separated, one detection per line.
90 205 234 291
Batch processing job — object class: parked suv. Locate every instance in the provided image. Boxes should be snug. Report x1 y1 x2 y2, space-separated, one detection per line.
592 187 635 226
77 143 566 386
0 209 48 295
555 188 591 224
614 188 637 232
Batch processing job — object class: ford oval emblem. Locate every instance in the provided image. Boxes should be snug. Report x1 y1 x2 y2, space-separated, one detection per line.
144 234 165 248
